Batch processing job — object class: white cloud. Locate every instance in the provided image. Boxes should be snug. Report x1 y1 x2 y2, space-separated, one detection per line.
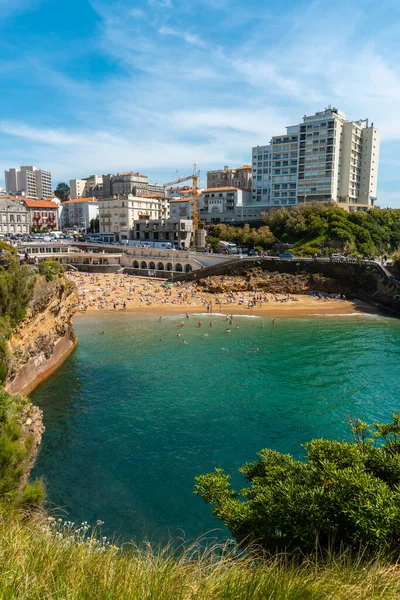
158 26 205 48
2 0 400 205
147 0 172 8
129 8 146 18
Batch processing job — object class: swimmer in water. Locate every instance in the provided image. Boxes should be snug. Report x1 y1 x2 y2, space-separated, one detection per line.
180 321 185 327
197 321 202 327
272 319 276 324
159 317 162 323
226 328 231 333
261 324 265 328
182 340 188 344
209 322 213 327
177 333 181 337
101 331 105 334
236 325 240 329
221 348 229 351
201 333 209 336
252 348 259 352
159 338 163 341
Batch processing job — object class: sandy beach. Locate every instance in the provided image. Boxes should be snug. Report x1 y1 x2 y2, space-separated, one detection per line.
67 272 375 318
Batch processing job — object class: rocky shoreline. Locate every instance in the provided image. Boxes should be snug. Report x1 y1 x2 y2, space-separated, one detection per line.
5 274 78 396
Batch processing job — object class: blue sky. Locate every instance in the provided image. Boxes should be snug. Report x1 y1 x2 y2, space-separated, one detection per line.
1 0 400 206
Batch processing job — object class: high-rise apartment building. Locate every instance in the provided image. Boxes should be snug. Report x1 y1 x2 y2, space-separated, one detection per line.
4 165 53 199
252 107 380 212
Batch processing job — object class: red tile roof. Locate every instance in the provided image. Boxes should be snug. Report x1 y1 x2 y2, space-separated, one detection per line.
236 165 252 170
24 199 59 209
169 198 190 203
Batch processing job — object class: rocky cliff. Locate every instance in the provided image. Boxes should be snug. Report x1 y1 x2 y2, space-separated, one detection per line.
4 274 78 396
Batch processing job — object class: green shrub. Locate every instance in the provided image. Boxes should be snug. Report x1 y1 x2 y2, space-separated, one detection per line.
195 414 400 556
37 260 65 282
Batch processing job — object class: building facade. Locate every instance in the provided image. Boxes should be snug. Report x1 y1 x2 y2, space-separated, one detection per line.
4 165 53 199
102 172 148 197
99 194 170 241
0 198 29 234
200 187 252 223
252 107 380 212
70 175 103 199
134 219 193 248
23 199 59 230
207 165 252 189
61 198 99 230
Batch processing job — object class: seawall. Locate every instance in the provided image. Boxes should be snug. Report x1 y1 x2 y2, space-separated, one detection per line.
5 274 78 396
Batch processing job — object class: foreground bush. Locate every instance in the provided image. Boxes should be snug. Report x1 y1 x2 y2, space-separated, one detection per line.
195 415 400 556
1 508 400 599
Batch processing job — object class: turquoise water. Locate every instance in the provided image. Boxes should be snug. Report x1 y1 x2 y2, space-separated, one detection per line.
31 312 400 545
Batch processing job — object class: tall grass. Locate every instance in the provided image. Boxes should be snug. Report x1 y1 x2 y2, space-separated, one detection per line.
1 509 400 599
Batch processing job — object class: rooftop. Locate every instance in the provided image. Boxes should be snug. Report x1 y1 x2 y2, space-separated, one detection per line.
203 186 243 192
23 199 58 209
63 197 99 204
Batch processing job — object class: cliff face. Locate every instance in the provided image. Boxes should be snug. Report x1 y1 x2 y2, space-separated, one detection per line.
4 275 78 396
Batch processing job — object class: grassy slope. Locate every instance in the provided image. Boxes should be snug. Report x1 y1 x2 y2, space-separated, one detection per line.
1 508 400 599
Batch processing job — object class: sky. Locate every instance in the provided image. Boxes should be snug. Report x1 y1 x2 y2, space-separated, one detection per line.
1 0 400 206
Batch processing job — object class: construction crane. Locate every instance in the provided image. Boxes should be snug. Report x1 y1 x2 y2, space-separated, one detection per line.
163 165 200 233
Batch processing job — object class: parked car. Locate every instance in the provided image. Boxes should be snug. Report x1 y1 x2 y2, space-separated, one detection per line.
279 252 294 259
331 253 347 260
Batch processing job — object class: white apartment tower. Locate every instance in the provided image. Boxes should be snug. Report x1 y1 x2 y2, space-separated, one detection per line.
252 107 380 212
4 165 53 199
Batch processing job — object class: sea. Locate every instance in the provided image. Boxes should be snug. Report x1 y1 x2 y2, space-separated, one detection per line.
31 311 400 545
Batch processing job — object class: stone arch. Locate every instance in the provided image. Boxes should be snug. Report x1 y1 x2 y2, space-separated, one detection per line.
140 261 147 269
166 263 173 271
133 260 139 268
149 261 155 269
157 262 164 270
185 264 193 273
176 263 183 272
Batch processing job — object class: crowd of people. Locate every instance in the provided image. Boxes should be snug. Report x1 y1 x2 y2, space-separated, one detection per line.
67 272 354 315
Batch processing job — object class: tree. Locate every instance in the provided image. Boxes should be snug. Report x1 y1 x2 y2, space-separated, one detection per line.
195 415 400 555
54 182 70 202
89 217 99 233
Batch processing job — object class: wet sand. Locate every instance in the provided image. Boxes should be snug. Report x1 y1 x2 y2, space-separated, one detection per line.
67 272 376 318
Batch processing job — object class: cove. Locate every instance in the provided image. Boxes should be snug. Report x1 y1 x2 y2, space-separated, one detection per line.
31 312 400 545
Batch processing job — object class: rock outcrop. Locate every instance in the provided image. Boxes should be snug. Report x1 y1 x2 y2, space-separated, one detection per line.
4 275 78 396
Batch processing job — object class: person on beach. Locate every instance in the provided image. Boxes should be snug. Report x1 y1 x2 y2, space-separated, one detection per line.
198 321 202 327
